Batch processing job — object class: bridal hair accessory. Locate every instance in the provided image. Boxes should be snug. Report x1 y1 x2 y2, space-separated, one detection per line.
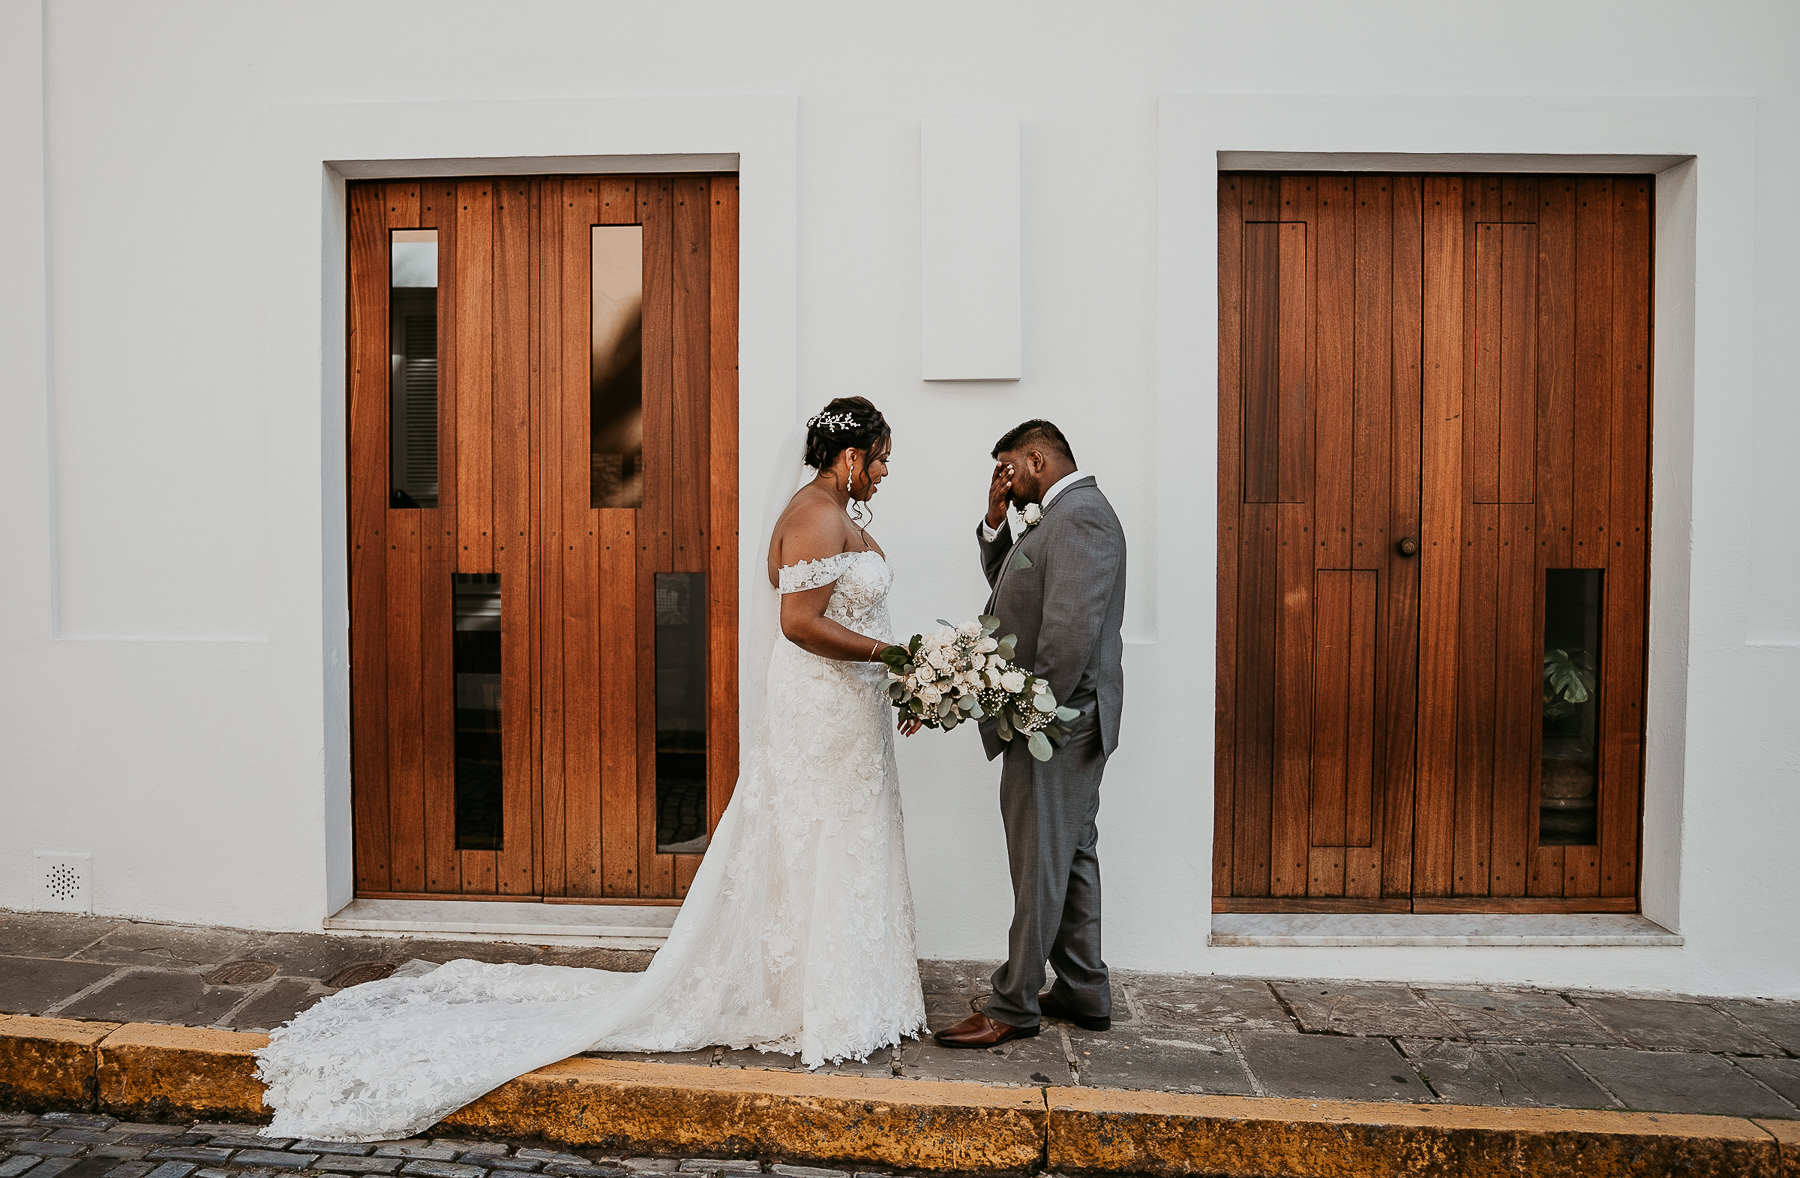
877 617 1080 762
808 411 857 432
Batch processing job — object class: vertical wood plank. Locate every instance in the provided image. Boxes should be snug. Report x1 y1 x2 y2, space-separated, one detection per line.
493 177 536 895
1454 502 1498 896
348 183 391 893
1471 219 1503 503
672 176 713 897
1270 502 1313 897
537 177 568 899
1539 178 1577 569
1344 568 1378 848
1572 178 1614 564
419 181 460 893
1600 176 1651 902
707 175 741 837
1233 501 1276 896
1276 181 1312 504
455 180 495 574
1500 220 1540 503
460 850 497 895
1242 215 1280 505
1315 175 1354 569
384 515 425 891
1380 175 1423 899
1216 175 1247 897
560 177 603 897
638 176 676 898
1414 175 1464 896
1309 570 1351 856
600 509 640 896
1352 176 1394 572
1489 501 1536 896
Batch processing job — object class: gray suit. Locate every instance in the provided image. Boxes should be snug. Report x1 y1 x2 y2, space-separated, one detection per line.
976 476 1126 1028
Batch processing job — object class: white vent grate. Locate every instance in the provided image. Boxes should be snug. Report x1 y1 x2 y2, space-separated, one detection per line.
35 852 92 913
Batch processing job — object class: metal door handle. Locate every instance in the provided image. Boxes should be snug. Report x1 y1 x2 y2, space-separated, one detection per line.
1397 537 1419 557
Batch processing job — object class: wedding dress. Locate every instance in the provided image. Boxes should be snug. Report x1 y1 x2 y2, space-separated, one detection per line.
256 549 926 1141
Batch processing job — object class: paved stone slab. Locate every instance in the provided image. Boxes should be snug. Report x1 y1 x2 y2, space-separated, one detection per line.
1735 1056 1800 1108
894 1031 1071 1086
1233 1031 1435 1101
482 1160 541 1173
82 1150 140 1162
1399 1040 1615 1107
35 1120 113 1134
1271 982 1461 1039
55 1161 140 1178
542 1165 626 1178
374 1147 459 1161
57 973 245 1027
225 980 323 1034
198 1137 287 1150
310 1157 401 1174
1122 977 1290 1032
618 1162 676 1174
398 1162 484 1178
145 1166 196 1178
24 1161 77 1178
293 1141 374 1156
43 1133 109 1145
1565 1046 1798 1117
1718 999 1800 1054
812 1046 900 1079
0 1157 44 1178
0 914 124 960
677 1162 760 1174
141 1151 232 1166
771 1167 846 1178
1070 1029 1255 1094
515 1154 586 1167
103 1163 153 1178
1574 996 1781 1054
231 1152 315 1171
588 1050 717 1069
0 1115 38 1127
13 1143 87 1158
72 926 247 971
1418 988 1616 1045
0 958 119 1016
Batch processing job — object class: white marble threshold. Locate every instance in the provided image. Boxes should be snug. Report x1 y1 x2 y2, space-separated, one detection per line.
1209 912 1682 948
325 898 675 948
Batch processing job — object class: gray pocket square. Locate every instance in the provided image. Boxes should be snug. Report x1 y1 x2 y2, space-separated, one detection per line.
1011 550 1034 571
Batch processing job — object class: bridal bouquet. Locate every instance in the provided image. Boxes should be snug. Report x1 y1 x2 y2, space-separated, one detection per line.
878 616 1080 761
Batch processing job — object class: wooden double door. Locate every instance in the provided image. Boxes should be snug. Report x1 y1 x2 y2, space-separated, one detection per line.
1214 173 1651 913
347 172 739 902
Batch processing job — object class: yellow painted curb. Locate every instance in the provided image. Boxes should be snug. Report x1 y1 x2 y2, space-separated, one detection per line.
0 1016 119 1113
1048 1087 1786 1178
1757 1119 1800 1178
443 1057 1047 1172
97 1023 270 1124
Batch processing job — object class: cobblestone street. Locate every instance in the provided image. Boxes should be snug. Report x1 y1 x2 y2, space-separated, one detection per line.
0 1112 888 1178
4 912 1800 1117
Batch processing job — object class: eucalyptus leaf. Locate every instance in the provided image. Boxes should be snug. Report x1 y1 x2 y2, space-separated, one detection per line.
1055 706 1080 722
969 701 986 720
1044 724 1066 739
1027 731 1053 762
978 614 1001 633
996 713 1014 742
937 618 954 628
938 698 954 719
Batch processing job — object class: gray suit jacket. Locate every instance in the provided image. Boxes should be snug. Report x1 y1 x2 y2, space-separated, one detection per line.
977 476 1127 760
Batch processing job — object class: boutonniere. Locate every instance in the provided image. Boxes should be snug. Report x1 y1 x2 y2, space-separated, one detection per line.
1018 502 1044 533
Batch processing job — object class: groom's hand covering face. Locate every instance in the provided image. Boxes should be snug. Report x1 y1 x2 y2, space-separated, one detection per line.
986 460 1015 529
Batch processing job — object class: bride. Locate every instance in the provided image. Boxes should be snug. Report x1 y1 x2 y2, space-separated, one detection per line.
257 397 926 1141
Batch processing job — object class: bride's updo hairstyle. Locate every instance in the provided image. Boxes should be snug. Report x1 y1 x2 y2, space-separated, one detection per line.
804 396 891 471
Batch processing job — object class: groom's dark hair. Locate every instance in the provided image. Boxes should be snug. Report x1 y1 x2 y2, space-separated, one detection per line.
992 419 1076 467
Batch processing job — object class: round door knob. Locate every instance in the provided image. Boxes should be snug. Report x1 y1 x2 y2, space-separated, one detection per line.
1397 536 1419 557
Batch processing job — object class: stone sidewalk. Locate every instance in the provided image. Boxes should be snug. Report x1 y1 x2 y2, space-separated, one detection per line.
4 910 1798 1120
0 1111 876 1178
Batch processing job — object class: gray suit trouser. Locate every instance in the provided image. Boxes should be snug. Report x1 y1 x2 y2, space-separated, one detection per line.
983 716 1111 1028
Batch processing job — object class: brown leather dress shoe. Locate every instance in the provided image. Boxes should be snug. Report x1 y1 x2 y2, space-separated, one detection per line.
932 1011 1041 1049
1038 990 1111 1032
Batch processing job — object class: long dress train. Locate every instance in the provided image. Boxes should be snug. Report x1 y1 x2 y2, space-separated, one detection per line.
256 550 925 1141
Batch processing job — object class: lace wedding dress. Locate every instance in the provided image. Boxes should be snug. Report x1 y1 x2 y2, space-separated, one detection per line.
256 550 926 1141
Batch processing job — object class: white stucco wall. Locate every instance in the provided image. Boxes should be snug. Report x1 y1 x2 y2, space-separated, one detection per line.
3 0 1797 995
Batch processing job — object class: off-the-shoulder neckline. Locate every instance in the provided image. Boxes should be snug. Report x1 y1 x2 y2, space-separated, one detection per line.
779 549 887 574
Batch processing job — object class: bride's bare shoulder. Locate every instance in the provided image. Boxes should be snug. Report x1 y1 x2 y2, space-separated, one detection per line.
768 489 850 581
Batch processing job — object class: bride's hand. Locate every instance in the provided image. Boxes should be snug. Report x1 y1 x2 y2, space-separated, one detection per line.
898 715 923 737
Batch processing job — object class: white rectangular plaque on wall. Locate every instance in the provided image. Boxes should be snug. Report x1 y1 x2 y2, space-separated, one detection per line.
920 114 1021 381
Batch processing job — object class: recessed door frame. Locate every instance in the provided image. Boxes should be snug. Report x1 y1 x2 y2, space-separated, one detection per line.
1155 93 1751 937
309 99 802 919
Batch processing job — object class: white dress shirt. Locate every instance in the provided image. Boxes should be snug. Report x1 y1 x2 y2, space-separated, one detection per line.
981 469 1088 543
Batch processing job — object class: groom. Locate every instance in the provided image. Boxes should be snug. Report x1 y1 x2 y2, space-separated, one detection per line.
935 420 1127 1048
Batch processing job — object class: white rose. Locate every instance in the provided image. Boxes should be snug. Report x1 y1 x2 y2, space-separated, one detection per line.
915 662 936 683
1022 502 1043 525
927 647 952 671
919 685 943 703
930 625 959 648
1000 670 1026 694
975 635 998 653
988 654 1008 671
958 621 984 638
985 668 1004 689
